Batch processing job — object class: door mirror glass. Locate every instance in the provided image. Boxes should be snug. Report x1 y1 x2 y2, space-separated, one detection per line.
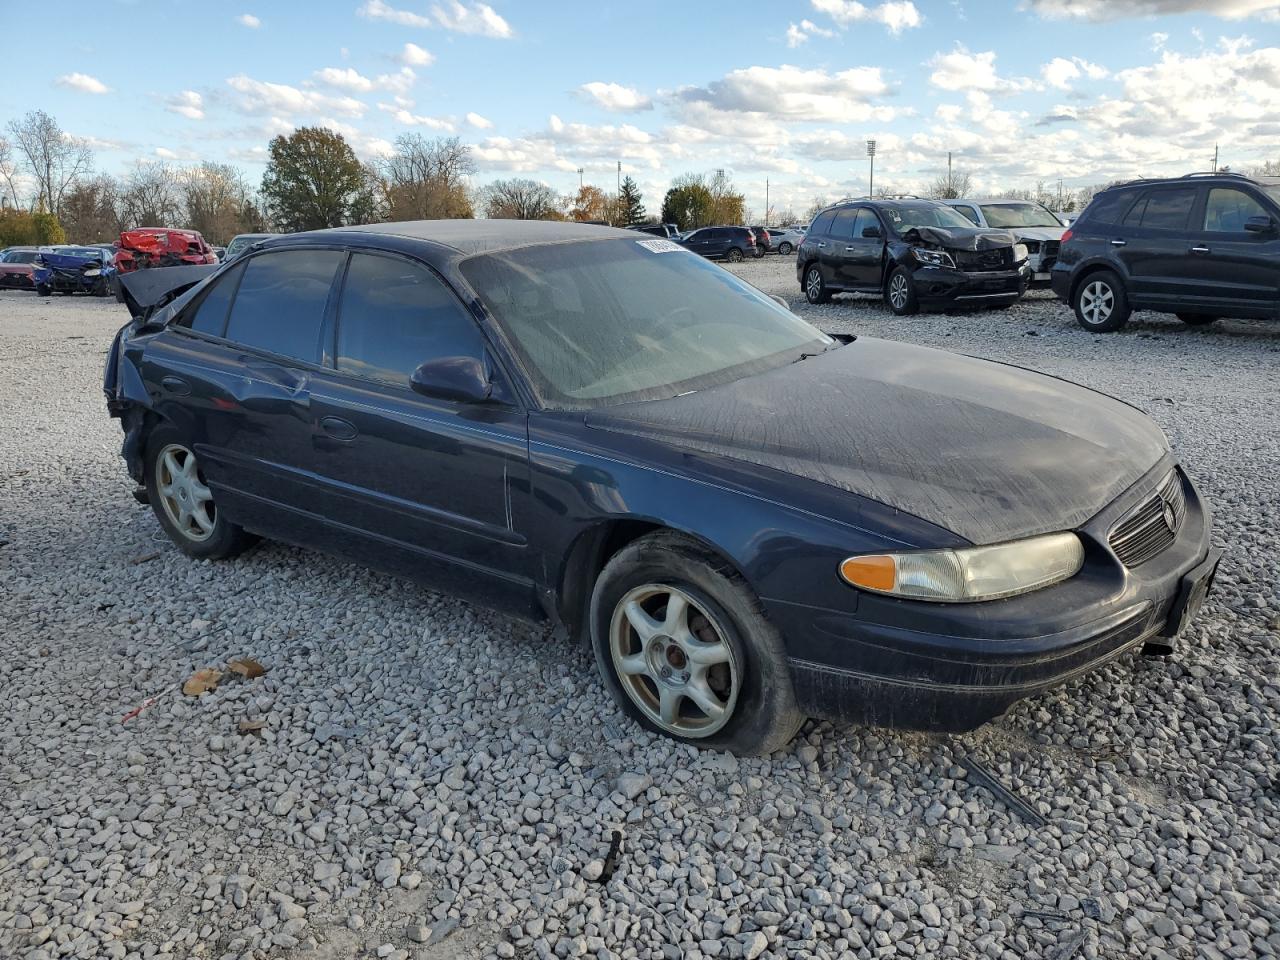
861 225 882 238
410 356 493 403
1244 214 1275 234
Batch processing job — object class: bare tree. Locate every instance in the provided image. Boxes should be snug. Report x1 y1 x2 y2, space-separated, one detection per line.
928 169 973 199
180 163 263 243
803 197 827 221
6 111 93 216
482 179 563 220
0 136 22 209
119 162 182 228
60 175 123 242
379 135 474 221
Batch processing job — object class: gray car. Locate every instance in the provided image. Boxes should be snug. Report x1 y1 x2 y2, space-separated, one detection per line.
944 199 1066 285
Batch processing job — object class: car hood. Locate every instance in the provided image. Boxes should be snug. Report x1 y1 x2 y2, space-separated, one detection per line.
901 226 1015 251
1009 226 1066 243
584 338 1168 545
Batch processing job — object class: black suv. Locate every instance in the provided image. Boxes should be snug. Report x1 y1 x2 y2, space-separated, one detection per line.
796 199 1030 314
677 226 758 262
1051 172 1280 332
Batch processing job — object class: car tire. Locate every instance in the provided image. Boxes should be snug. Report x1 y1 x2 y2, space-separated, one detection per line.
590 531 805 755
885 266 919 316
36 284 51 296
725 247 745 263
1073 270 1131 332
803 264 830 304
777 242 793 256
1176 313 1218 327
145 424 256 561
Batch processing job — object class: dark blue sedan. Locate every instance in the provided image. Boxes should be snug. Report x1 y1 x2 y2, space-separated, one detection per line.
103 221 1218 753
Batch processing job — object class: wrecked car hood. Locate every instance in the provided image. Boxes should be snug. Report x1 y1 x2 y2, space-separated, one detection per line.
585 338 1168 545
902 226 1016 251
1008 227 1066 243
117 264 216 319
41 252 105 269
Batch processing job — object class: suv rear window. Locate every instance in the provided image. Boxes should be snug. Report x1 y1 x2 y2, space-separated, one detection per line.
809 211 836 236
1081 188 1140 225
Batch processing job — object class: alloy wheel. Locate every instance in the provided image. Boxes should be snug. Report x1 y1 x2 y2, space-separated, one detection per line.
1080 280 1114 326
156 443 216 542
889 273 909 310
806 268 822 301
609 584 740 738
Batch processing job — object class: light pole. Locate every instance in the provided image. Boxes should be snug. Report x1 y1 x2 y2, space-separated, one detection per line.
866 140 877 198
577 167 584 191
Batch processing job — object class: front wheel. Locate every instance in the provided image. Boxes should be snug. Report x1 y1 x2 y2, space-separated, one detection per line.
885 266 919 315
1073 271 1131 332
590 532 805 755
777 242 793 256
725 247 745 263
1176 313 1218 327
803 264 830 304
146 425 256 560
36 284 51 296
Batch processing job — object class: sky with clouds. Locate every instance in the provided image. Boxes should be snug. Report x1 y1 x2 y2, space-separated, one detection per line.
4 0 1280 216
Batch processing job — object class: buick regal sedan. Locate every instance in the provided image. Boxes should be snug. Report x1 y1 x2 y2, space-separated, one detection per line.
104 221 1218 754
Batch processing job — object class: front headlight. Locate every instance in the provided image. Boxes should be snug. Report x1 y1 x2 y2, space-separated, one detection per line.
1012 243 1029 262
912 248 955 269
839 532 1084 602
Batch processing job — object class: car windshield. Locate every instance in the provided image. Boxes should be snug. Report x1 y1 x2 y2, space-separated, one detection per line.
461 237 832 409
881 203 977 233
979 203 1063 228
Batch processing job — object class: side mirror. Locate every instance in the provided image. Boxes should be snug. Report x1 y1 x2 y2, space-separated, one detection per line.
861 225 882 238
1243 215 1275 234
410 355 493 404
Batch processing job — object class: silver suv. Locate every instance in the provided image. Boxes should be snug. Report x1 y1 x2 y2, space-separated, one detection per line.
944 199 1066 285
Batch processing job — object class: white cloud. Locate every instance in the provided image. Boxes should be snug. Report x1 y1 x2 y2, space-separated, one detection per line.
785 19 837 47
431 1 513 36
809 0 923 32
377 102 456 131
154 147 180 160
578 81 653 112
237 13 260 28
928 46 1033 93
165 90 205 120
1042 56 1109 89
56 73 110 95
466 112 493 129
1024 0 1280 19
399 42 434 65
1151 31 1169 50
226 74 367 118
358 0 432 27
679 64 892 124
315 67 376 93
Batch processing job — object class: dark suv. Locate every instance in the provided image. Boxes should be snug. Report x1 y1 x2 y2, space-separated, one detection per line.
677 226 758 262
1051 172 1280 332
797 199 1030 314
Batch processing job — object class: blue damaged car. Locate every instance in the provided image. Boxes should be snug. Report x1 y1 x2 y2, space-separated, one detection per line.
34 245 117 297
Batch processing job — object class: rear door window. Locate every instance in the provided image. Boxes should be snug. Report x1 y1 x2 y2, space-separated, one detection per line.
224 249 343 363
809 211 836 236
1083 189 1140 226
1137 188 1197 231
183 261 245 336
335 253 484 387
1202 188 1269 233
830 209 858 240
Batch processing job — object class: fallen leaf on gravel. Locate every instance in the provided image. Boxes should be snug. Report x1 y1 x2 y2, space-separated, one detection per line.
237 719 266 735
182 668 223 696
130 551 161 565
228 657 266 679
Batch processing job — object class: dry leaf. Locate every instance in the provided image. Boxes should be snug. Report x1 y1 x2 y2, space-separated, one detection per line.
182 668 223 696
237 719 266 735
228 657 266 679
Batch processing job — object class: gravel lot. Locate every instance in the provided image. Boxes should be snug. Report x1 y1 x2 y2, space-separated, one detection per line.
1 260 1278 960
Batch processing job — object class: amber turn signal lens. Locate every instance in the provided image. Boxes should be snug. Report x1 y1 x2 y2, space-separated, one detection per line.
839 555 896 591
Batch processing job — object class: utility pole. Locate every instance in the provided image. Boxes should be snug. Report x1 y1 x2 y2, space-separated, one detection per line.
866 140 877 198
765 178 769 225
947 151 952 193
577 167 583 191
1212 144 1219 172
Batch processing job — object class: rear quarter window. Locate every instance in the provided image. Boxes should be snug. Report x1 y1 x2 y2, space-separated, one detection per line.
1080 189 1140 226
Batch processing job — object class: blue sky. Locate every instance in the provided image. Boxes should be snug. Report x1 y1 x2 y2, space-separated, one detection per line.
2 0 1278 217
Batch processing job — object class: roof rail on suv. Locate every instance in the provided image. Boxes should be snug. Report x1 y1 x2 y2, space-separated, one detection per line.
1112 171 1254 190
835 194 924 203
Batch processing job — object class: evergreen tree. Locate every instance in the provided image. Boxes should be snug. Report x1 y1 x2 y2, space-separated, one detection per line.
619 175 645 225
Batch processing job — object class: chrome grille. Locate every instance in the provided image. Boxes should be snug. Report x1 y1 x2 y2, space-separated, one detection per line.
1109 471 1186 567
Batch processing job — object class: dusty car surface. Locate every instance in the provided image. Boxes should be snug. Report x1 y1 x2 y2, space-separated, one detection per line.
104 220 1217 753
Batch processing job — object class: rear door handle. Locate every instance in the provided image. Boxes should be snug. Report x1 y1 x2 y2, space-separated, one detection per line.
815 242 827 248
160 376 190 396
318 416 358 441
1110 239 1127 247
1190 246 1210 254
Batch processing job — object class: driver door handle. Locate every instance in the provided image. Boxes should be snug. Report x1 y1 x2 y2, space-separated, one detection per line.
1110 239 1127 246
1189 245 1211 254
815 242 827 248
318 416 358 441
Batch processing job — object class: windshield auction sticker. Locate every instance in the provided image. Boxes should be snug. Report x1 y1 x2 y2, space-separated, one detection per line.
635 239 684 253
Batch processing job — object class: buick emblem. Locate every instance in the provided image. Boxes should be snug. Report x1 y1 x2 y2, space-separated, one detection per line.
1161 499 1177 532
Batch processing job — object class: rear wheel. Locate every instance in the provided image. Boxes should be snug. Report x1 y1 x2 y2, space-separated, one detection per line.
1176 313 1218 327
146 424 255 560
803 264 830 304
591 532 804 755
1073 270 1130 332
885 267 919 316
777 242 793 256
36 283 51 296
725 247 745 263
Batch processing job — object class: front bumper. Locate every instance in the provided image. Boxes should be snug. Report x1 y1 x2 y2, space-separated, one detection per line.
0 271 34 288
912 264 1030 307
768 461 1215 731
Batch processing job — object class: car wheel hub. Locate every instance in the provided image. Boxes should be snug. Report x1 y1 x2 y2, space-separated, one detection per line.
1081 281 1113 324
807 270 820 297
610 584 739 738
890 275 908 308
157 443 216 542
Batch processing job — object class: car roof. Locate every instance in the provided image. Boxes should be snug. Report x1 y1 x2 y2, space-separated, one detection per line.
308 219 636 256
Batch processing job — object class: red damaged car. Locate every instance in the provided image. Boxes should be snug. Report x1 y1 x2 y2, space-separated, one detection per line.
115 228 218 273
